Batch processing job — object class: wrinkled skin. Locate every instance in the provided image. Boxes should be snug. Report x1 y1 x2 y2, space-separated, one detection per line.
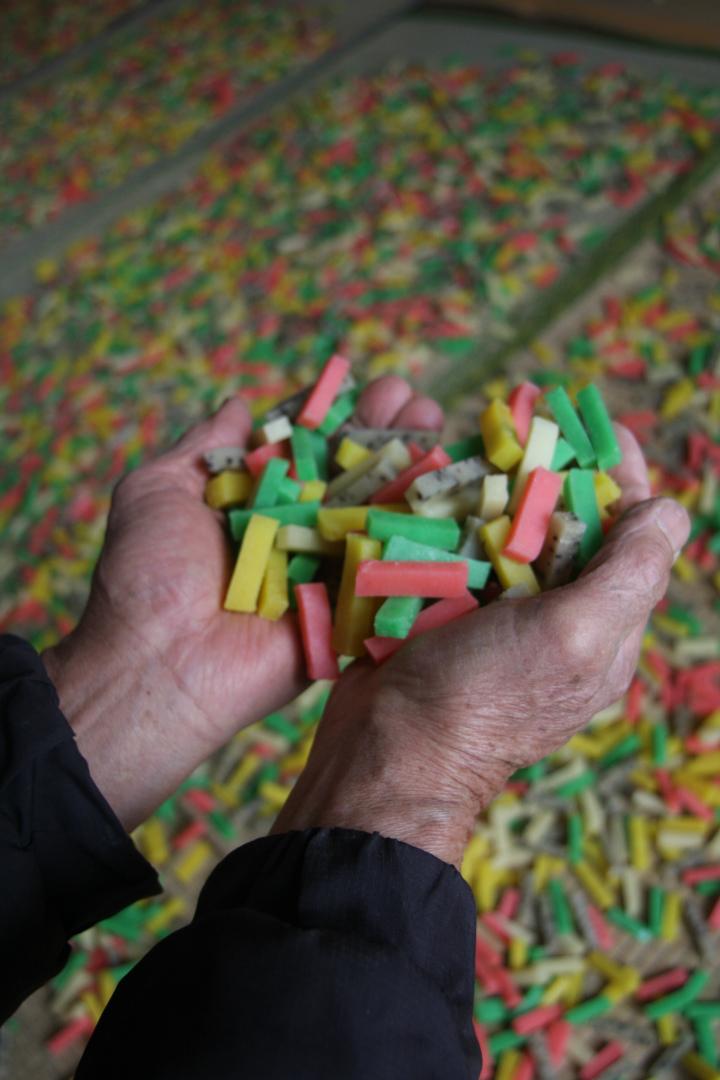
42 374 688 858
274 425 690 865
42 377 442 831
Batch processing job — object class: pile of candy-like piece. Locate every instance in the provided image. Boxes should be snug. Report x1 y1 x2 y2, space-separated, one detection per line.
3 31 720 1079
3 55 718 646
0 0 143 86
206 354 623 677
0 0 334 238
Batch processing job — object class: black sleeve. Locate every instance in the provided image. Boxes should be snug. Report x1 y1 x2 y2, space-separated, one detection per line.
76 827 481 1080
0 634 161 1023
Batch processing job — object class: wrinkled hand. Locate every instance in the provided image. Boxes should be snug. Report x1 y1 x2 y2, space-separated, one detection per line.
42 377 442 831
274 424 690 866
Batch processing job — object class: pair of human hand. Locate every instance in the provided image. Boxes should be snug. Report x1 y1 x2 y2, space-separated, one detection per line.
43 376 689 864
41 377 441 831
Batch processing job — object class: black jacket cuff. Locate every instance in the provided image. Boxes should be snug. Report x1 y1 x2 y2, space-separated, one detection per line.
0 634 160 1021
77 827 480 1079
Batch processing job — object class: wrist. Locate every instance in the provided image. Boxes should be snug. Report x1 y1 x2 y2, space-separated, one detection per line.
272 677 508 867
41 624 213 832
276 777 478 868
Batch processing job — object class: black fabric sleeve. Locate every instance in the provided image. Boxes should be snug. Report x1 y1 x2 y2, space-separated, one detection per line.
0 634 161 1023
76 827 481 1080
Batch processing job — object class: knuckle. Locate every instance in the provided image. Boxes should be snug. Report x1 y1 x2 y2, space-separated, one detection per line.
547 604 603 673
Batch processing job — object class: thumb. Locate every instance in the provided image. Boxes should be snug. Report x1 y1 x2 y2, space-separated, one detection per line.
576 496 690 629
161 395 253 472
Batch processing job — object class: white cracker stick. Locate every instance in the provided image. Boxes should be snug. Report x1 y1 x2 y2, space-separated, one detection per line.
325 449 382 501
535 511 586 588
257 416 293 445
204 446 246 474
411 483 483 520
326 438 410 506
406 456 490 504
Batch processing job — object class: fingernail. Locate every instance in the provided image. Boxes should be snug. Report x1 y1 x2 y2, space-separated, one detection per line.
654 499 690 559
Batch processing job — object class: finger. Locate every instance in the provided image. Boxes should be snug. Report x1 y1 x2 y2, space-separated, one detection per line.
575 496 690 631
354 376 414 427
608 422 650 512
159 396 253 481
512 497 690 693
393 394 444 431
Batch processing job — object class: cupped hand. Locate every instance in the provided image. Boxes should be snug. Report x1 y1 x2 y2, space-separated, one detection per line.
274 424 690 866
42 376 442 830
